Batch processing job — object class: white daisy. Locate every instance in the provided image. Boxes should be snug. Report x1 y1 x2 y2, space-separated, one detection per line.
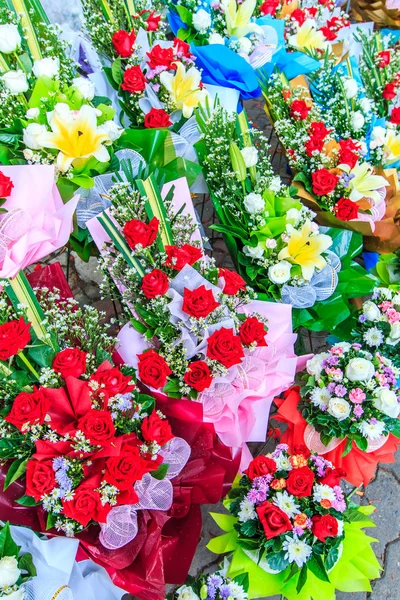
363 327 384 347
273 491 300 518
274 453 293 471
358 420 386 440
282 535 312 568
228 581 248 600
313 484 336 504
310 387 331 408
238 499 257 523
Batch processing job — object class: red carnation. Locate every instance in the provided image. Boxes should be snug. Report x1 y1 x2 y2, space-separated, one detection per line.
290 99 310 120
259 0 280 15
78 409 116 446
0 171 14 197
62 482 111 527
320 26 337 41
112 30 136 58
311 168 339 196
121 65 146 93
141 268 169 299
307 6 318 16
245 455 276 480
338 138 359 168
305 136 324 157
6 388 49 431
312 514 339 542
26 459 56 502
164 244 203 270
293 444 311 458
219 268 246 295
291 8 306 25
391 107 400 125
0 317 31 360
378 50 391 68
144 108 172 129
286 465 315 497
137 349 172 389
141 410 174 446
182 285 220 319
207 327 244 369
318 467 347 487
383 82 397 100
183 360 213 392
52 348 87 379
256 501 292 539
239 316 267 347
334 197 358 221
124 217 159 250
309 121 330 140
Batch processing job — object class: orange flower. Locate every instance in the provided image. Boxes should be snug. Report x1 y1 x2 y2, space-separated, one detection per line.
321 499 332 509
271 478 287 490
294 513 308 529
290 454 308 469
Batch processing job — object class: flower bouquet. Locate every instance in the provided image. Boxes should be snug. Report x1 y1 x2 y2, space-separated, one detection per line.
207 446 381 599
87 173 300 460
195 105 377 333
351 287 400 367
275 338 400 487
171 565 249 600
0 522 37 600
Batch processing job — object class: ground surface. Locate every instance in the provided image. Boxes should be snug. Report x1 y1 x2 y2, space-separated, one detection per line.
39 3 400 596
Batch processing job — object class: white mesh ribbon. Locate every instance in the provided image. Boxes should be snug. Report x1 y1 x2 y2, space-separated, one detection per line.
304 424 389 455
76 149 146 228
0 208 32 262
281 251 341 309
99 437 190 550
22 580 73 600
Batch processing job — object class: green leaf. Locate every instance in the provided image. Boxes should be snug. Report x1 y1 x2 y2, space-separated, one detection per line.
15 495 40 507
162 378 180 394
0 523 20 559
130 317 148 334
18 552 37 577
233 573 249 593
320 432 333 447
151 463 169 480
355 436 368 451
293 172 313 194
296 565 308 594
325 546 339 572
176 5 193 25
240 519 257 537
341 437 353 457
307 554 330 582
267 551 289 572
27 343 55 369
111 58 123 86
229 141 247 182
177 27 190 41
70 174 95 189
4 458 28 491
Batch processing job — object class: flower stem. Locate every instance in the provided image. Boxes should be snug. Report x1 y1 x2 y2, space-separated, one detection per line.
18 351 40 379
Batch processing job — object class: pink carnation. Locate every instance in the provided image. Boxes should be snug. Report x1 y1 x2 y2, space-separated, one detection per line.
386 308 400 324
349 388 366 404
326 367 343 381
330 347 344 355
380 301 394 312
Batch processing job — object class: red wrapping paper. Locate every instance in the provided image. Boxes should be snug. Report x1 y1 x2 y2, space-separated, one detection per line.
27 263 73 299
274 387 400 488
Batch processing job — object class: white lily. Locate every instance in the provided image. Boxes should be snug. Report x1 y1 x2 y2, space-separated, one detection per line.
160 63 208 119
288 20 327 52
339 162 389 205
220 0 263 38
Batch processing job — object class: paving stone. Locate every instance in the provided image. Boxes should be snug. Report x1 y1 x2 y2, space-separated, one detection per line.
73 254 103 287
370 538 400 600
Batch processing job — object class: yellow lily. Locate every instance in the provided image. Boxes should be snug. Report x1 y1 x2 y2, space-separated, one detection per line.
278 219 332 281
38 103 111 172
221 0 262 38
339 162 389 204
288 20 327 52
160 63 208 119
383 129 400 165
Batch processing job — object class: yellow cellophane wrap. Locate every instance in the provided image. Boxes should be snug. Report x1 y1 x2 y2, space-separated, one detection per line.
207 506 381 600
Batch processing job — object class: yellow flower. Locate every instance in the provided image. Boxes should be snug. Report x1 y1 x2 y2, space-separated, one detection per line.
383 129 400 165
38 103 111 172
278 219 332 281
288 20 327 52
221 0 262 38
339 162 388 204
160 63 208 119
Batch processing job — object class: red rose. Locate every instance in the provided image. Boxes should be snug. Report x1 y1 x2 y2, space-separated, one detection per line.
318 467 347 487
307 6 318 16
291 8 306 25
320 26 337 41
383 82 397 100
141 268 169 298
147 44 175 70
182 285 220 318
183 360 213 392
0 171 14 197
140 9 161 31
207 327 244 369
219 268 246 295
338 138 359 168
311 168 339 196
77 409 116 446
121 65 146 93
52 348 87 379
63 482 111 527
26 460 56 502
334 197 358 221
0 317 31 360
124 217 159 250
239 317 267 347
286 465 315 497
105 447 149 491
305 136 324 157
309 122 329 140
174 38 191 58
378 50 391 68
256 501 292 539
112 30 136 57
6 388 49 431
390 107 400 124
144 108 172 129
293 444 311 458
141 410 174 446
90 367 134 397
137 349 172 389
245 455 276 481
164 244 203 270
290 99 310 120
312 514 339 542
259 0 280 15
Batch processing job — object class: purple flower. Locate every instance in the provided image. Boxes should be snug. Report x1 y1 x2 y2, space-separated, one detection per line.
326 356 339 367
219 585 232 599
293 526 304 536
359 314 367 323
327 382 336 393
334 384 347 397
247 489 259 503
272 443 288 457
370 417 378 425
352 343 362 350
353 404 364 418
